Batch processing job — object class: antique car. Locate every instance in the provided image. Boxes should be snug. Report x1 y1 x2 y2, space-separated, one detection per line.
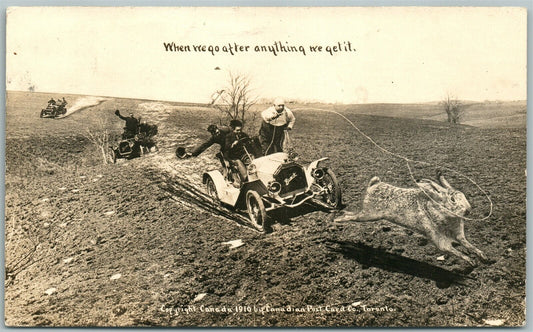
198 137 342 232
108 138 142 164
109 121 159 163
40 101 67 118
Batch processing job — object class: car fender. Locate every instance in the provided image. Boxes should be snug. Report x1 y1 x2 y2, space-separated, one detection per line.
203 170 226 189
305 157 329 186
235 180 269 210
203 170 242 206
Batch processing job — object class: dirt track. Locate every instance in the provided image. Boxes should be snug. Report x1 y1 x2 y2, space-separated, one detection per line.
4 92 526 327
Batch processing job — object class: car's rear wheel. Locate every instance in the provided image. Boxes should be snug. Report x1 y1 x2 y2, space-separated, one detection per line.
317 168 342 209
205 176 220 205
246 190 267 232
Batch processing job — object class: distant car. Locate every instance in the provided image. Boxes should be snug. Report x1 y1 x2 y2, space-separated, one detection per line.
200 137 342 232
108 138 142 163
40 102 67 118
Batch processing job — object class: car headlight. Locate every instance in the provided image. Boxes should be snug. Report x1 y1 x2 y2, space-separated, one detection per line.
268 181 282 195
312 168 325 180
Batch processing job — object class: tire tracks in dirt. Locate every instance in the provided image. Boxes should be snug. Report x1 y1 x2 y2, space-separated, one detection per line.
56 96 109 118
130 103 253 229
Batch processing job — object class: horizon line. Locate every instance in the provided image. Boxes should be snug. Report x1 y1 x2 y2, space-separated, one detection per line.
5 89 527 106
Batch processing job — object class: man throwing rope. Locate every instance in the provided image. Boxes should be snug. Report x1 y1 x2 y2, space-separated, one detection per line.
259 98 295 155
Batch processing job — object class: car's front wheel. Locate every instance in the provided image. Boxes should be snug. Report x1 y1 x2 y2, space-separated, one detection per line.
316 168 342 209
205 176 220 205
246 190 267 233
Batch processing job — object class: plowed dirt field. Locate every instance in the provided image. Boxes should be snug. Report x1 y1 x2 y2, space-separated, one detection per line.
4 91 526 327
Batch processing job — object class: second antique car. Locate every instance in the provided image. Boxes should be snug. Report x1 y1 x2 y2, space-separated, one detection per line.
40 99 68 118
109 121 159 163
108 138 142 164
200 137 342 232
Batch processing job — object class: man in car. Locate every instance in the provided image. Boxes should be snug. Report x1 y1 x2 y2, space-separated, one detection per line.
179 124 232 165
115 110 140 139
224 119 251 185
180 122 249 186
56 97 67 113
259 98 295 155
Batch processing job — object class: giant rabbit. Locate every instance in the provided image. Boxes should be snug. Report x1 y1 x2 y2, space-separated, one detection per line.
335 172 488 266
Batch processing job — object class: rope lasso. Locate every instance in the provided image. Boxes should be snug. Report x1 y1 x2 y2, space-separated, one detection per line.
296 107 493 222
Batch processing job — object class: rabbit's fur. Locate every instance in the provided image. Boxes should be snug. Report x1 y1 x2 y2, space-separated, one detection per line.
335 173 487 266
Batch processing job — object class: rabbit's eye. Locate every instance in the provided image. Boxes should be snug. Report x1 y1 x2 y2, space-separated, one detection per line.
450 195 456 203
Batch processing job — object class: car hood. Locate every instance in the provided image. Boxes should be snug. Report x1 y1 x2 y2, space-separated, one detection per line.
251 152 290 175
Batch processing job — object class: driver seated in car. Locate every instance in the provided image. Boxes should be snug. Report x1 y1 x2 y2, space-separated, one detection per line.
224 119 251 187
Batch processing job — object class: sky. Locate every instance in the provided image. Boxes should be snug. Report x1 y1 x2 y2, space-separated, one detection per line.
5 6 527 104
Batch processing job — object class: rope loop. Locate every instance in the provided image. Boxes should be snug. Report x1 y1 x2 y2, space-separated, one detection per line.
301 108 493 222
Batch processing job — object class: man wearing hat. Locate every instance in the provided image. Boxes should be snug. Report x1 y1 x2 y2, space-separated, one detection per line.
115 110 140 139
259 98 296 155
188 124 232 158
223 119 252 186
178 123 238 183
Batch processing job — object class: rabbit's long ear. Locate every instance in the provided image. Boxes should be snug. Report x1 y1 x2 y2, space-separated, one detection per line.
438 175 453 190
417 181 446 201
418 179 446 193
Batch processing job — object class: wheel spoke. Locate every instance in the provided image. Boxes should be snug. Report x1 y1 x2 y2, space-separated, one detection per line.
247 191 266 232
315 171 341 209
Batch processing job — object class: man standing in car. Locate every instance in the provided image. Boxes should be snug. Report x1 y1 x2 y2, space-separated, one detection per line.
259 98 295 155
115 110 140 139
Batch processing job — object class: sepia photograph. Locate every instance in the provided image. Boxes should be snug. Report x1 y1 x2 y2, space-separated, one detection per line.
4 6 527 327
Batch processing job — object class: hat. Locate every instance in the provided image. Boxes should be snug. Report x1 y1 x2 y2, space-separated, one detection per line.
274 98 285 106
229 119 243 128
176 147 187 159
207 124 218 134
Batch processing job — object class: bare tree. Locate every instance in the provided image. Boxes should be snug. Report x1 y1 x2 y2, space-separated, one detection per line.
213 72 258 127
85 118 112 164
442 94 464 124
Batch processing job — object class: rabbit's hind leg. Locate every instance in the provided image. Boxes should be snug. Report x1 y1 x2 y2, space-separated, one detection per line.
332 210 359 223
333 209 382 223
